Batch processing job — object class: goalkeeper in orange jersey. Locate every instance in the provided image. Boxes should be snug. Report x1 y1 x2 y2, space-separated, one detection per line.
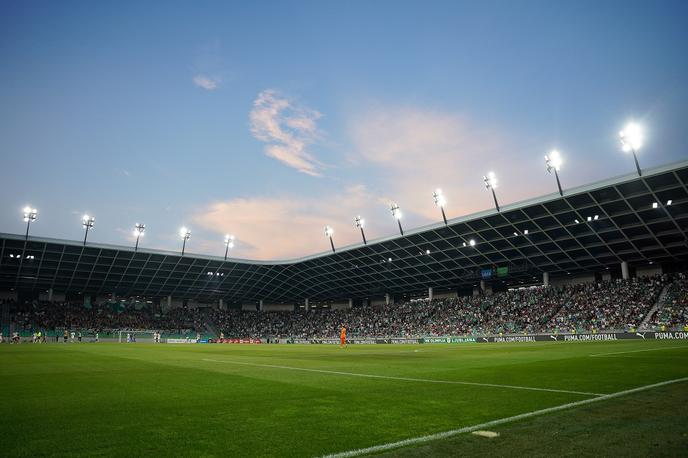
340 325 346 348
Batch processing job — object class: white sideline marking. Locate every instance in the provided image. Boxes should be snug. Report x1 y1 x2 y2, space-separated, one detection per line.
201 358 603 396
319 377 688 458
590 345 687 357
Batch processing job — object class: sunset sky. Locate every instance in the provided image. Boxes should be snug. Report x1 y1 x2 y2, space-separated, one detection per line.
1 1 687 260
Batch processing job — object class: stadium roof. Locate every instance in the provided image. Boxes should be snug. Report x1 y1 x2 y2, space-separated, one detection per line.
2 160 688 303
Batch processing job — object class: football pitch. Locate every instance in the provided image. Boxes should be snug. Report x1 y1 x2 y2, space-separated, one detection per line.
1 340 687 457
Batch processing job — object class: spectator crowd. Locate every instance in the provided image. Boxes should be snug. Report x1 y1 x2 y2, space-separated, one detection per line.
211 276 681 339
4 275 686 340
6 300 204 335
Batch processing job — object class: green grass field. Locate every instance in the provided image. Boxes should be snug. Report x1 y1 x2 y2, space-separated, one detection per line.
1 340 687 457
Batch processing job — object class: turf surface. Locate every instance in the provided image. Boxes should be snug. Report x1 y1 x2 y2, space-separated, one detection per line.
1 340 686 457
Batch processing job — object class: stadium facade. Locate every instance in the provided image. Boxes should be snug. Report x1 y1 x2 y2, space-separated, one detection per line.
1 160 687 307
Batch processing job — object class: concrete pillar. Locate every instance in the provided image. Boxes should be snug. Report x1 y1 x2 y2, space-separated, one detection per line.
543 272 550 287
428 287 434 301
218 298 224 309
83 295 91 307
480 280 486 292
621 261 629 280
305 298 309 311
48 288 53 301
348 298 353 308
167 295 172 308
259 299 264 311
385 293 390 305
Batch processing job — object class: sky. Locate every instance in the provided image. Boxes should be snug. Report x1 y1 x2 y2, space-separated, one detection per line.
1 0 687 260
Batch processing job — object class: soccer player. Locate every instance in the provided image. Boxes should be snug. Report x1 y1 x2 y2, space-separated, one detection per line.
95 332 99 343
0 331 3 344
340 325 346 348
63 329 68 343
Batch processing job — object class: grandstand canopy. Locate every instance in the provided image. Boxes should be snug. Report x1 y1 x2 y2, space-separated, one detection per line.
1 160 687 303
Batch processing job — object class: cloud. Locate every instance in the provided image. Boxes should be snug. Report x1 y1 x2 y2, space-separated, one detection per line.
193 74 219 90
350 107 546 223
192 184 375 260
250 89 324 176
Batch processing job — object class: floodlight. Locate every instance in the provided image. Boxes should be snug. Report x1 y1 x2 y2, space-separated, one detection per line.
545 150 564 196
325 225 335 253
433 189 446 207
483 172 500 211
179 227 191 255
390 203 404 235
652 202 658 209
469 239 476 247
545 150 562 172
483 172 497 189
667 200 672 206
619 123 643 152
355 216 367 244
22 206 38 240
433 189 448 224
523 229 529 235
390 203 402 220
619 122 643 176
81 214 95 245
133 223 146 251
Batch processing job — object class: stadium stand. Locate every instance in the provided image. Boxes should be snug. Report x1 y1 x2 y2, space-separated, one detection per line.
4 275 687 342
6 299 206 338
648 273 688 330
206 276 680 339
